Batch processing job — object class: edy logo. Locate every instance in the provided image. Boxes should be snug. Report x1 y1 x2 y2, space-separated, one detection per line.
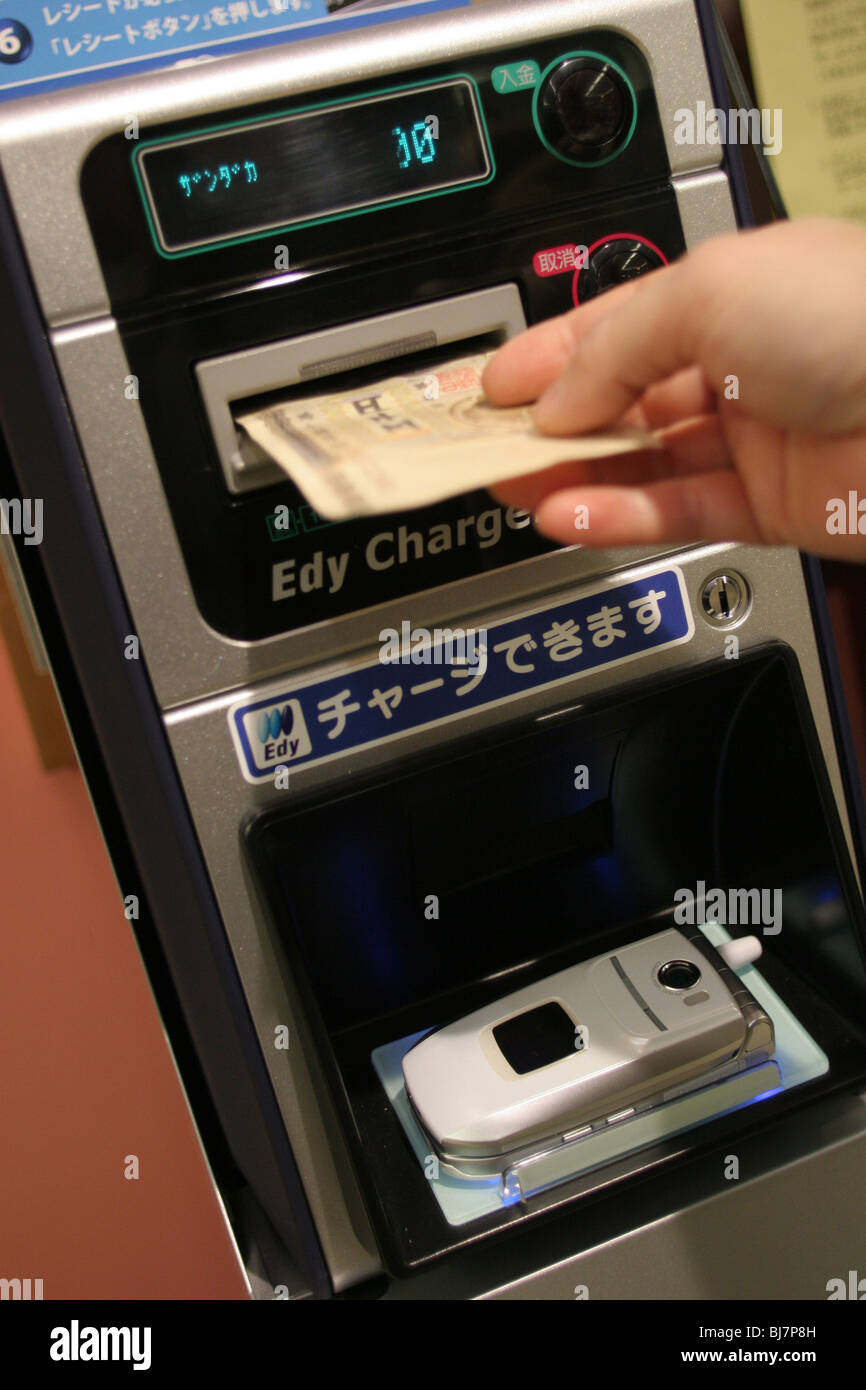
50 1321 152 1370
247 698 312 767
826 1271 866 1299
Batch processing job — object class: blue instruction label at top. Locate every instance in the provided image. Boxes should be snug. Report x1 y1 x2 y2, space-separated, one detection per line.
0 0 467 101
228 566 695 783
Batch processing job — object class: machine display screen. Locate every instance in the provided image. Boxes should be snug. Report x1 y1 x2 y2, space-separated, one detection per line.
135 78 492 255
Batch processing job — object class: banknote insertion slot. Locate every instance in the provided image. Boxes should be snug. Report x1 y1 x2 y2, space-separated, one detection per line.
195 284 526 494
231 330 505 485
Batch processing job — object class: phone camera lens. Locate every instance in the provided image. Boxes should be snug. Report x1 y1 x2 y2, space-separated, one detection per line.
658 959 701 990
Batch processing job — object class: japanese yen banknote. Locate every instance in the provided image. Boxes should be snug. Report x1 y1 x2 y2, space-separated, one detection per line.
236 351 660 520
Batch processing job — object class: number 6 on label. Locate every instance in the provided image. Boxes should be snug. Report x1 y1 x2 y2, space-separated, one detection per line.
0 21 32 62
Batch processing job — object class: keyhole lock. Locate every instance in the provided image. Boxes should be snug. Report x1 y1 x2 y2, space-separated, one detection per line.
699 571 750 626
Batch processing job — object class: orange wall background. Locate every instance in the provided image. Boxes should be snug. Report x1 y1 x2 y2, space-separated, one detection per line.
0 630 248 1300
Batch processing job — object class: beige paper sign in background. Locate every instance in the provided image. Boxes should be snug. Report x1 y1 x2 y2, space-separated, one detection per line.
741 0 866 224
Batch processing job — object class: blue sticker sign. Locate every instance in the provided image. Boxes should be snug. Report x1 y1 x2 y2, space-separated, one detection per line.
228 566 695 783
0 0 468 101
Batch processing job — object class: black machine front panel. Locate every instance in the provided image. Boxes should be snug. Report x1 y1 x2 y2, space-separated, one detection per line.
81 30 686 641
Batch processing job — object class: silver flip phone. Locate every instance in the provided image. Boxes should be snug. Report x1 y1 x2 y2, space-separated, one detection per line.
402 925 774 1177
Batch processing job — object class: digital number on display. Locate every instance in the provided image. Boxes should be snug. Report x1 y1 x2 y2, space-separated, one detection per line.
393 116 439 168
135 78 492 255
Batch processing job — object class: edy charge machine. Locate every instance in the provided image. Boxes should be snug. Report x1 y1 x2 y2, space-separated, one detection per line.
2 0 866 1299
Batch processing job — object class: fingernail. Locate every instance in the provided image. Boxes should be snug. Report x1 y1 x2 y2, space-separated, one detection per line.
533 379 572 431
532 394 559 432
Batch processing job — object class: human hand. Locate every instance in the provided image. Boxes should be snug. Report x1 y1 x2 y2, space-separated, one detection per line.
482 218 866 560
